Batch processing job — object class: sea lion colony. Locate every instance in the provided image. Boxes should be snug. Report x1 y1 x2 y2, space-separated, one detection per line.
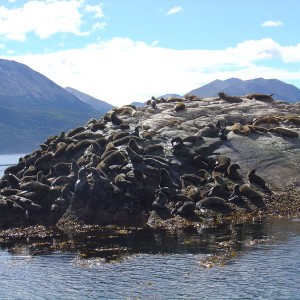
0 94 300 231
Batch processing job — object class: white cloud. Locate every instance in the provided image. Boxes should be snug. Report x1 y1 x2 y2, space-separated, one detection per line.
0 0 94 41
166 6 183 16
261 20 284 27
84 4 104 18
92 22 107 31
4 38 300 106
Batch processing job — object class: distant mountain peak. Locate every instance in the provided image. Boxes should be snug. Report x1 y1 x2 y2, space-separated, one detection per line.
188 78 300 103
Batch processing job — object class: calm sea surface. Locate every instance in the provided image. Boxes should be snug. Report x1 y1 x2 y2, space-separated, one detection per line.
0 154 300 300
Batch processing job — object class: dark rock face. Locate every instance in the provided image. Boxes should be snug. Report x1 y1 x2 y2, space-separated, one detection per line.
1 97 300 231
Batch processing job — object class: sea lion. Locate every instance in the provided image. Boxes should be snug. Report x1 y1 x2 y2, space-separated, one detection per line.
226 123 243 134
252 116 280 127
4 160 25 176
24 150 42 168
159 168 179 189
110 112 123 125
214 175 229 191
193 155 209 169
180 174 204 187
86 154 101 168
227 163 241 180
184 185 201 201
218 92 243 103
206 183 229 198
247 125 269 133
114 105 137 117
182 135 203 144
170 193 194 203
113 135 144 147
228 184 243 203
240 184 263 202
34 153 53 168
128 138 143 155
22 165 38 177
176 201 196 216
196 197 229 209
184 94 202 101
245 93 274 102
51 175 75 188
144 157 169 169
53 162 71 176
219 127 228 140
119 123 130 130
90 167 114 193
53 142 68 158
199 123 219 138
97 151 127 171
152 192 167 210
247 169 269 192
141 130 155 140
174 102 186 112
215 155 231 172
112 132 130 141
104 142 118 153
90 122 106 132
66 126 85 137
114 173 132 189
285 116 300 126
167 96 183 103
268 127 299 138
197 169 212 183
13 196 43 212
126 146 144 163
73 132 104 140
7 173 20 189
144 144 164 155
20 181 50 192
171 137 184 149
74 167 90 197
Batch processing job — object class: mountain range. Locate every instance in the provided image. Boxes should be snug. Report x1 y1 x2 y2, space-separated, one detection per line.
1 58 300 154
187 78 300 103
0 59 112 154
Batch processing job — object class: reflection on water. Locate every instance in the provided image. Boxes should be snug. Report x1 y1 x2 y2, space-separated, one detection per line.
1 217 300 299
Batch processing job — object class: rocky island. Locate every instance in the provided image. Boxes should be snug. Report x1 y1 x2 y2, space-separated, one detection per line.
0 93 300 240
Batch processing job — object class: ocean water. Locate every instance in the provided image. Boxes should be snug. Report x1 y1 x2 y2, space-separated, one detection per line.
0 154 300 300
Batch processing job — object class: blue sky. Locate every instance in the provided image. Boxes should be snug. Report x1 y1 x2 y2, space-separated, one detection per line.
1 0 300 106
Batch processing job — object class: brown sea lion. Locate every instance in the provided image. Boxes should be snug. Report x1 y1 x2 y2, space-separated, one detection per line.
215 155 231 172
247 169 270 193
226 123 243 134
174 102 186 112
113 105 137 117
159 168 179 189
227 163 241 180
245 93 274 102
176 200 196 216
218 92 243 103
240 184 263 202
268 127 299 138
110 111 123 125
252 116 280 126
196 197 228 209
152 192 167 210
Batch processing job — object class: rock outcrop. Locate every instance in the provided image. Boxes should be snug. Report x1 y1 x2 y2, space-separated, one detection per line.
1 96 300 231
